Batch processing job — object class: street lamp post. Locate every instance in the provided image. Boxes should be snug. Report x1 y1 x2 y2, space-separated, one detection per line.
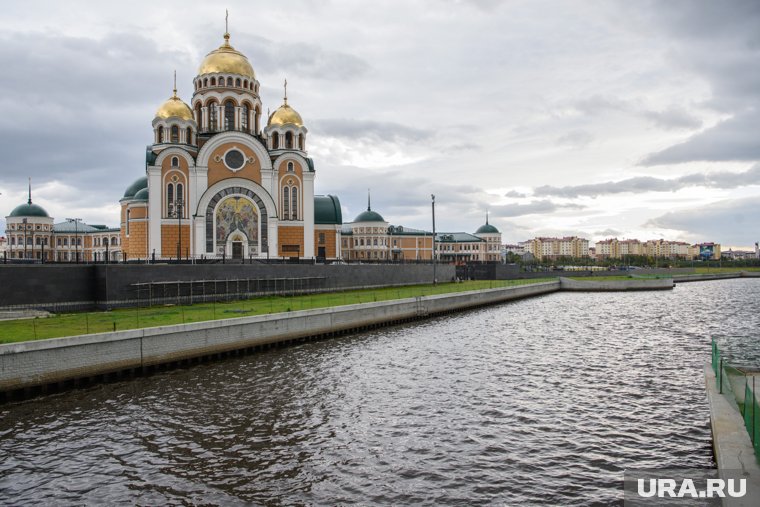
431 194 437 284
66 218 82 263
169 198 184 262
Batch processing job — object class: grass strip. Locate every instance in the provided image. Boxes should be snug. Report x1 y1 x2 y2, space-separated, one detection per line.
0 278 556 344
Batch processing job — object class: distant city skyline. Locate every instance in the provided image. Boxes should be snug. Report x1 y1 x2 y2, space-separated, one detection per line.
0 1 758 248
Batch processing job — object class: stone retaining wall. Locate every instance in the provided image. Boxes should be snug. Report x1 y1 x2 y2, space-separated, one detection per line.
0 281 559 394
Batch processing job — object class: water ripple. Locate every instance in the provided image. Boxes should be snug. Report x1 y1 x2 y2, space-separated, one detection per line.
2 279 758 505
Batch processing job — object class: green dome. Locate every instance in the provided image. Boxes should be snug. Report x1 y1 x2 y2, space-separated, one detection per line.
133 187 149 201
123 176 148 199
9 201 49 218
314 195 342 225
354 209 385 222
475 223 499 234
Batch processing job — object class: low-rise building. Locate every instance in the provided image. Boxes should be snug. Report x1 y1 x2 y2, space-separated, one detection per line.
339 200 501 263
523 236 590 261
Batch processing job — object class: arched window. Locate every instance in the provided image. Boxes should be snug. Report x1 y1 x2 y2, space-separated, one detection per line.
166 183 174 215
209 102 218 131
126 209 131 236
291 187 298 220
186 127 192 144
255 83 259 93
254 107 260 133
224 101 235 130
243 79 248 89
171 156 179 167
283 187 289 219
176 183 184 217
195 103 202 126
285 132 293 149
227 77 233 86
287 161 294 172
157 126 164 143
235 78 241 87
203 78 208 87
272 132 280 149
171 125 179 143
103 237 109 246
210 77 216 86
241 104 249 131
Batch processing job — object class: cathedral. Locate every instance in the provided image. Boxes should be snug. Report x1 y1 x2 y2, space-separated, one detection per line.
119 27 342 261
4 24 501 264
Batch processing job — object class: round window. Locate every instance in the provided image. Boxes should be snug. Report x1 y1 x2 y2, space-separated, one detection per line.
224 149 245 170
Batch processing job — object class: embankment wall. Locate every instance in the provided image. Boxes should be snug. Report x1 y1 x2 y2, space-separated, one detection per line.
0 281 559 394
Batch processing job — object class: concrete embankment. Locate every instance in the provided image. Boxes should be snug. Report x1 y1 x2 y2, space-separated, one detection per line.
675 272 760 283
704 365 760 505
559 277 674 291
0 281 559 395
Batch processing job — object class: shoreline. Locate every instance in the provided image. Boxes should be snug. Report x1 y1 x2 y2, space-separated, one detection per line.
1 274 757 401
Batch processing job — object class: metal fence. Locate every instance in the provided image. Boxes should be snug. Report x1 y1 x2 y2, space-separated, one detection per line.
711 338 760 458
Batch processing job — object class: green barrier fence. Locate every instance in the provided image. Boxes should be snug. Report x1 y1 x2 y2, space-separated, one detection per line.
713 337 760 460
711 337 723 393
743 376 760 458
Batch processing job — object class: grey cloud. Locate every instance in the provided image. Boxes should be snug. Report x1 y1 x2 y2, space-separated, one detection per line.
0 31 191 110
644 196 760 245
556 130 593 149
641 110 760 165
237 34 370 81
0 30 189 194
534 164 760 198
491 200 585 218
571 95 702 130
649 0 760 112
594 228 622 237
504 190 527 198
311 118 433 145
319 165 485 225
641 107 703 130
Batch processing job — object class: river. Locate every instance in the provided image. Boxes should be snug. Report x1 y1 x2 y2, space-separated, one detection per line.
2 279 759 505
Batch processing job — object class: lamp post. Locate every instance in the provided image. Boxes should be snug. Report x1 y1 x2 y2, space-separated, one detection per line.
169 198 184 262
431 194 437 284
66 218 82 263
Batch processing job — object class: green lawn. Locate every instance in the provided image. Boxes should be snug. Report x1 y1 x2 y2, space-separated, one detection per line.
568 275 671 281
693 267 760 274
0 279 555 344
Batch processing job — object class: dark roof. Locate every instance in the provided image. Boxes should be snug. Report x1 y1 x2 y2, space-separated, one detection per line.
8 201 50 218
388 225 432 236
475 223 500 234
354 209 385 223
314 195 342 224
53 221 100 233
436 232 484 243
133 187 149 201
123 176 148 199
306 158 315 172
146 146 157 166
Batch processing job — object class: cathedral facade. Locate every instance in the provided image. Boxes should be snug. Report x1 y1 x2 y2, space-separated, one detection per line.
119 29 342 261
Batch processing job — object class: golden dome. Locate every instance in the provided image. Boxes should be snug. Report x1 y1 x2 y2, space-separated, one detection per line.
268 103 303 127
155 93 194 121
198 33 255 79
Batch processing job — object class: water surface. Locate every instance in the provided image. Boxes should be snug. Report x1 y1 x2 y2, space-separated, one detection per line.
3 279 758 505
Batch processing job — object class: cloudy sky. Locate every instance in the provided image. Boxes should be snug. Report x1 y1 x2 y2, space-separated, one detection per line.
0 0 758 248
